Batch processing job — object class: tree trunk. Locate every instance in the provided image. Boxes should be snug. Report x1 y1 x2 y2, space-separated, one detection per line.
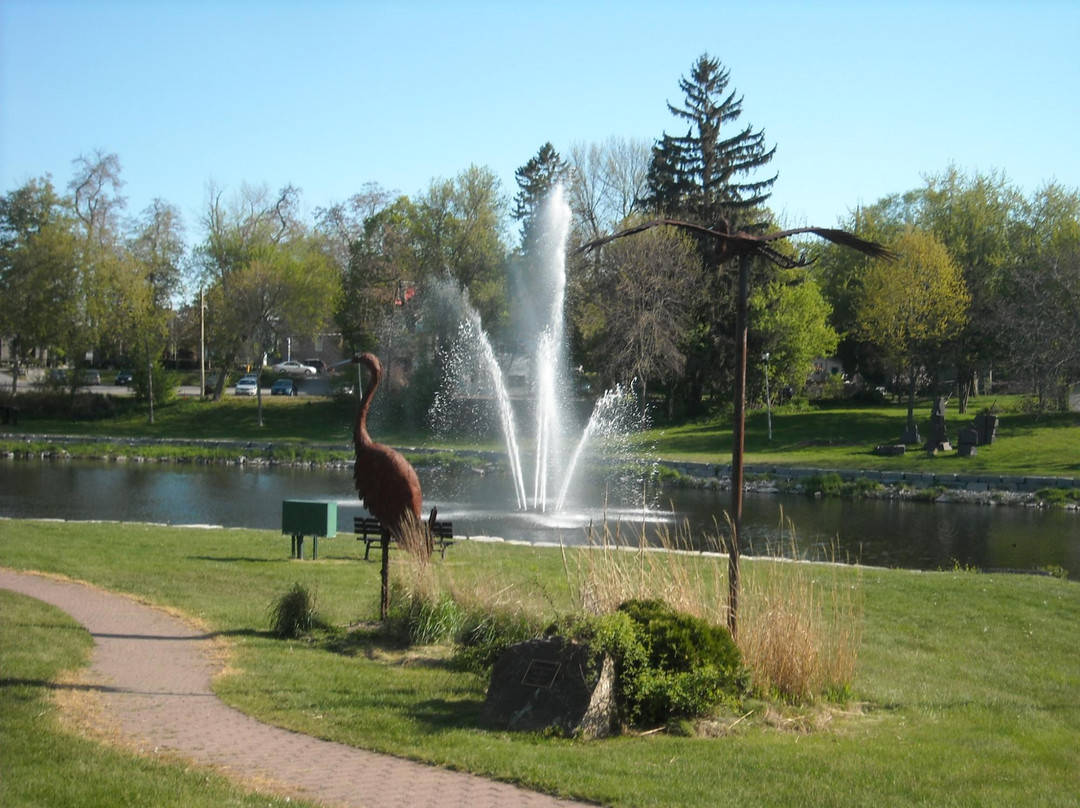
145 341 155 425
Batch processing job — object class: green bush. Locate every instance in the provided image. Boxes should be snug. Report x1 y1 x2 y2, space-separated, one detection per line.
803 472 844 496
1036 487 1080 507
132 361 178 407
569 600 747 727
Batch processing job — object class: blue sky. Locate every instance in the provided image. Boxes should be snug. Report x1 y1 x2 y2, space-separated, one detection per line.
2 0 1077 242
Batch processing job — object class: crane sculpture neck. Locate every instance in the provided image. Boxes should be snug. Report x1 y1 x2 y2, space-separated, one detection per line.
354 352 380 448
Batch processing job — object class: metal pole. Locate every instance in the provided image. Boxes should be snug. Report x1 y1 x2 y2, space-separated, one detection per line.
729 254 749 639
763 352 772 441
199 285 206 399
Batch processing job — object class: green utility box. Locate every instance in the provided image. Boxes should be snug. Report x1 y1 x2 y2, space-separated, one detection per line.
281 499 338 559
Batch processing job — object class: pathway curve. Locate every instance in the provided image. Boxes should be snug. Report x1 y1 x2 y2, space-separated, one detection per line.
0 568 593 808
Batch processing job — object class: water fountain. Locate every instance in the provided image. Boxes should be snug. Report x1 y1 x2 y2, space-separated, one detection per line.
430 186 654 521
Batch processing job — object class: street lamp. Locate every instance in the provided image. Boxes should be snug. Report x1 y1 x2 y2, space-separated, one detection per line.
763 352 772 441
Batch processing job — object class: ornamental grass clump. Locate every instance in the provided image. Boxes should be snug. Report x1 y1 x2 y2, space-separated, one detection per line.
738 520 863 702
268 582 322 638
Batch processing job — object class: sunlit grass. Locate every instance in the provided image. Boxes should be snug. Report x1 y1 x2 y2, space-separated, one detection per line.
3 519 1077 807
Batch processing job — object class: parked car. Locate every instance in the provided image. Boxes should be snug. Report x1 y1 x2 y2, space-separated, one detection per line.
114 370 133 385
234 374 259 396
78 370 101 386
270 378 294 396
272 360 317 376
302 358 326 374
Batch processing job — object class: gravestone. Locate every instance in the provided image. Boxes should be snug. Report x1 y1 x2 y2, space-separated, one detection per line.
479 637 615 738
975 412 999 445
924 396 952 453
956 426 979 457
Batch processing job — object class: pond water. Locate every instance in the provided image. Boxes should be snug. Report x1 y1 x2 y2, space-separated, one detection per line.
1 459 1077 579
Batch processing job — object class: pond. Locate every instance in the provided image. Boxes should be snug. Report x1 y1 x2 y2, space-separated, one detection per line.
1 459 1077 579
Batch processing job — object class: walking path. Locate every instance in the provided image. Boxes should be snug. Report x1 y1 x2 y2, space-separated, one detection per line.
0 568 592 808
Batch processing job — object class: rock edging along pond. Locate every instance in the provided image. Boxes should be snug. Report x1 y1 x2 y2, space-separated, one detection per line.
2 432 1079 511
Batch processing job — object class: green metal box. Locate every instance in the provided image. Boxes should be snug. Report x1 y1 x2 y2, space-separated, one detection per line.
281 500 338 538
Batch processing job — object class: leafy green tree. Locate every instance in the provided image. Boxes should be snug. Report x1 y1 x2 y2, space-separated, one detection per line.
915 167 1020 411
412 165 509 332
125 199 186 422
0 177 79 394
750 273 839 396
197 183 339 412
1001 182 1080 409
855 229 970 434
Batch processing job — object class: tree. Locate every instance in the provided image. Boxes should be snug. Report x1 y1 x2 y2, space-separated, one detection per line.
62 151 130 393
1001 182 1080 409
567 137 651 243
412 166 509 330
197 183 338 413
915 166 1020 412
854 229 970 435
69 150 125 248
645 54 776 231
0 177 79 394
126 199 186 422
641 54 779 416
513 142 571 248
750 273 839 396
579 225 705 403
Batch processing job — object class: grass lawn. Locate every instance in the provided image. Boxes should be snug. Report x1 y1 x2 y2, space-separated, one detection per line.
1 518 1078 807
0 587 320 808
4 392 1079 479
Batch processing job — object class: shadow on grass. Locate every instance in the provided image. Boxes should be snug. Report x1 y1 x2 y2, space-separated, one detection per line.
410 697 485 731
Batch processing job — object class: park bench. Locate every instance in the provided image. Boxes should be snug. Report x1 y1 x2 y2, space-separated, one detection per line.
353 515 455 560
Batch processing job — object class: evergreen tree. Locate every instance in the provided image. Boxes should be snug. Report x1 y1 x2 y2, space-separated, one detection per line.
513 142 571 246
645 54 776 231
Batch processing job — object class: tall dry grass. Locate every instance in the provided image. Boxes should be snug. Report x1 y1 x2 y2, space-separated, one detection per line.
388 512 863 703
562 515 863 703
737 518 863 701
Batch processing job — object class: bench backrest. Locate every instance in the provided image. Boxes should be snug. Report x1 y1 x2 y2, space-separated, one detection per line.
353 516 453 537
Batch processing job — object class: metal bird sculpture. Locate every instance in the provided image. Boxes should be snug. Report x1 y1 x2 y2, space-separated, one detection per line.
572 217 894 265
571 215 892 639
352 352 423 534
351 352 426 619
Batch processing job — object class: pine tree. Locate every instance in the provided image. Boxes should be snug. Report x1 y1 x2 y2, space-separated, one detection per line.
645 54 776 231
512 142 571 245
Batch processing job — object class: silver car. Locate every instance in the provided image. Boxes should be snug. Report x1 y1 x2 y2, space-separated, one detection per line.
272 360 317 376
234 374 259 395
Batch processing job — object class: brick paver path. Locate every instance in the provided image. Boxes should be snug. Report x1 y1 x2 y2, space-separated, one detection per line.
1 569 593 808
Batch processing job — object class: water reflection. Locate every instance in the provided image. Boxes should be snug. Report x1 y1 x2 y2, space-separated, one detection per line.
1 459 1076 578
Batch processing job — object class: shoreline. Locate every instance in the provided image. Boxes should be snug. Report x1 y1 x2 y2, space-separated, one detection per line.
3 431 1079 512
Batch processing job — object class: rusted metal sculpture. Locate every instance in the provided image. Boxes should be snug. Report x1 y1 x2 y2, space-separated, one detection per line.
352 352 424 618
575 218 892 638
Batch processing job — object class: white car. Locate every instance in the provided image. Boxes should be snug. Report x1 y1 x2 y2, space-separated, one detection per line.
234 374 259 395
272 360 317 376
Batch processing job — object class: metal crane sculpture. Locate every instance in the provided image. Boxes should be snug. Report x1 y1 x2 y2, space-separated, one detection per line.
574 218 892 638
352 352 424 618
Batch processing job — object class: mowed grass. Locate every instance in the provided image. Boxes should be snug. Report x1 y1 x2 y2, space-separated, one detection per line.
2 518 1078 807
0 588 320 808
636 397 1080 477
7 392 1080 478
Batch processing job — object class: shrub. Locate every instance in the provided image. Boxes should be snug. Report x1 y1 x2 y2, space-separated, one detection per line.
803 472 844 496
268 582 321 638
567 600 747 727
